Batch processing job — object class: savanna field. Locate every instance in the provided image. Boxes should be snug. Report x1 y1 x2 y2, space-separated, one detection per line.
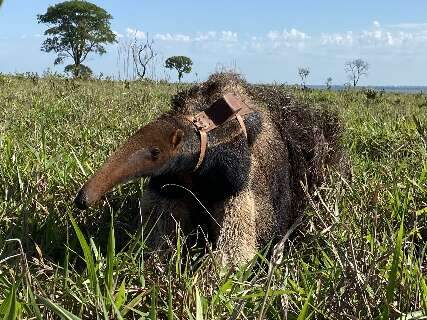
0 73 426 319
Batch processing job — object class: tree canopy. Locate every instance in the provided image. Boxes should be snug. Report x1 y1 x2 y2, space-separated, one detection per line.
37 0 116 78
165 56 193 82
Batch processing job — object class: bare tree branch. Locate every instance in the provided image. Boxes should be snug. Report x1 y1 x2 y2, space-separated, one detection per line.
345 59 369 87
298 67 310 89
131 34 157 80
81 42 96 63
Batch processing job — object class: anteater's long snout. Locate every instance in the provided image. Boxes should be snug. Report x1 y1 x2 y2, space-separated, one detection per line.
73 149 133 210
73 128 150 210
73 156 134 210
73 174 110 210
74 188 89 210
73 121 184 210
74 188 90 210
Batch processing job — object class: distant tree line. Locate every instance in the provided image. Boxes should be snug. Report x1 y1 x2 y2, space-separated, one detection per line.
298 58 369 89
36 0 369 85
37 0 193 82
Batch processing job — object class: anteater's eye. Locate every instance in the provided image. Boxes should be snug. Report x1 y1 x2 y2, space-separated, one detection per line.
150 147 160 160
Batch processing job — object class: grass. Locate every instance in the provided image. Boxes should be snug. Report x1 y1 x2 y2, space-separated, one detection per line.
0 72 426 319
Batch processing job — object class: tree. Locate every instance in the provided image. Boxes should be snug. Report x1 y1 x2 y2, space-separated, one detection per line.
345 58 369 87
64 64 92 79
37 0 116 78
165 56 193 82
298 67 310 88
132 34 157 80
325 77 333 90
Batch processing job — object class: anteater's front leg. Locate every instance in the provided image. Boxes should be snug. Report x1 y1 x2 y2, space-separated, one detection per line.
215 188 257 266
139 188 193 251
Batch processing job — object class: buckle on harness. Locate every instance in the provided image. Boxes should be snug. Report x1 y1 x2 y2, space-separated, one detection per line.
185 94 253 171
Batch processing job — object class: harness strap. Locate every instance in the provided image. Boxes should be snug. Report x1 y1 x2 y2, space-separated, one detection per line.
235 113 247 139
195 131 208 170
185 94 253 171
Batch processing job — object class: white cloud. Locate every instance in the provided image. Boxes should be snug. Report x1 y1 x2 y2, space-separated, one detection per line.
266 28 310 48
267 28 309 42
119 22 426 53
358 29 412 46
126 28 145 39
320 31 354 46
220 31 238 42
149 30 238 43
320 21 427 48
194 31 217 41
154 33 191 42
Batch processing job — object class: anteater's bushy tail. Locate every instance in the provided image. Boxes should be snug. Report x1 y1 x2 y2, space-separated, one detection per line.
248 85 343 217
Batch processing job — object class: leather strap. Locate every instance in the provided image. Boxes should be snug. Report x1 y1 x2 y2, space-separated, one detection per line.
185 94 253 171
235 113 247 138
195 131 207 170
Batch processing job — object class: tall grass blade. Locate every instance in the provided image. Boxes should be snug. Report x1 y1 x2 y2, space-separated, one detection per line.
2 284 17 320
121 291 147 317
37 295 82 320
149 286 158 320
97 282 110 320
115 280 126 311
105 211 116 294
167 273 174 320
68 211 97 294
195 286 203 320
26 282 43 320
175 227 182 276
383 214 405 318
420 277 427 314
63 222 70 291
106 288 124 320
297 287 314 320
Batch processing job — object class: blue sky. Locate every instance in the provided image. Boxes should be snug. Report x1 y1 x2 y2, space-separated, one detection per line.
1 0 427 85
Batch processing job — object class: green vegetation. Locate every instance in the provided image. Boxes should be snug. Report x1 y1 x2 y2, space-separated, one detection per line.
0 73 426 319
165 56 193 83
37 0 117 78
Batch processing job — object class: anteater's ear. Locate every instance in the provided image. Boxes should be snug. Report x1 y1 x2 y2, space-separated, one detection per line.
170 129 184 150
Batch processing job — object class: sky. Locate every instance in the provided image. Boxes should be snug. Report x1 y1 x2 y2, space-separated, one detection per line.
0 0 427 85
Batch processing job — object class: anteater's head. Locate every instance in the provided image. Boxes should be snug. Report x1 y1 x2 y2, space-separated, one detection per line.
75 73 256 210
74 117 195 209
